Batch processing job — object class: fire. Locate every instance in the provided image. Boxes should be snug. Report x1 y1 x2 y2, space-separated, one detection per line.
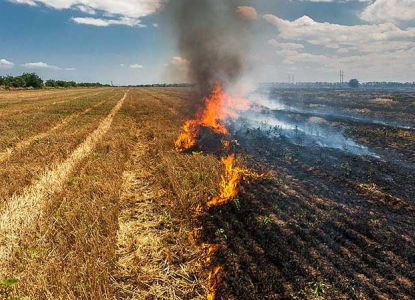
175 83 248 153
207 154 263 208
175 82 261 300
198 243 222 300
207 266 222 300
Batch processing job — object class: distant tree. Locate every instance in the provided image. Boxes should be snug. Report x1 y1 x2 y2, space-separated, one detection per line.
20 73 43 88
56 80 68 88
67 81 77 87
12 76 26 88
45 79 58 87
0 73 107 89
4 76 14 87
348 78 359 88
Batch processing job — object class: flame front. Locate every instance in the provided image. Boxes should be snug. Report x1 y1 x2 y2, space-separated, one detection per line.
207 154 263 208
175 82 261 300
207 266 222 300
208 154 240 207
175 83 248 153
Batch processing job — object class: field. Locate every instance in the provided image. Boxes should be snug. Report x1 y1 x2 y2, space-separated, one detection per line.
0 87 414 299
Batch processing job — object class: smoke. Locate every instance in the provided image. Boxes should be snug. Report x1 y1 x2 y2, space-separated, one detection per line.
226 90 381 158
170 0 252 96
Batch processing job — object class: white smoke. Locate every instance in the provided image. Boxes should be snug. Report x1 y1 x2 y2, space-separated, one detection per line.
227 89 381 157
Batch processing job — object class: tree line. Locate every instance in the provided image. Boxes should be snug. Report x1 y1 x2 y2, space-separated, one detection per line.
0 73 109 89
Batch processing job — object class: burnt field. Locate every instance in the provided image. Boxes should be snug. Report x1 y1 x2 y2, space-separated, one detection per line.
198 88 415 299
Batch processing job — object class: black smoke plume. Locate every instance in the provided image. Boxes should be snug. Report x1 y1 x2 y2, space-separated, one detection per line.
170 0 252 96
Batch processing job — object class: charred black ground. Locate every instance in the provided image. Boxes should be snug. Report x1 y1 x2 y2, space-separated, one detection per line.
195 88 415 299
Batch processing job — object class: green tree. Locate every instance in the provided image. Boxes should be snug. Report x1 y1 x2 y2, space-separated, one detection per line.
21 73 43 88
45 79 58 87
348 78 359 88
4 76 14 87
56 80 68 88
0 76 4 86
67 81 77 87
12 76 25 88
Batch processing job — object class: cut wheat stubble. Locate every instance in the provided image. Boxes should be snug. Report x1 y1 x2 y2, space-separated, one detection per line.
0 99 108 164
0 92 127 277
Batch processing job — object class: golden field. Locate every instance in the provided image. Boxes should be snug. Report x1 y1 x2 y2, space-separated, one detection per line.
0 88 219 299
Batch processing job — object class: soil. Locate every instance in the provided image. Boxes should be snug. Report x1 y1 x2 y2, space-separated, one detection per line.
196 88 415 300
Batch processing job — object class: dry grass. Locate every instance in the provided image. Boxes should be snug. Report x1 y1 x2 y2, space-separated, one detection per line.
0 90 124 201
111 89 222 299
0 88 116 151
113 129 204 299
0 92 127 280
0 88 106 111
0 98 107 163
0 87 226 299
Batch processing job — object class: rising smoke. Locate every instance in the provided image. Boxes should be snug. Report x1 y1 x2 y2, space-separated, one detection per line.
170 0 252 97
166 1 382 158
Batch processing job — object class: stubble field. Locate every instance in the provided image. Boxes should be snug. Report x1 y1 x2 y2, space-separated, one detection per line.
0 87 414 300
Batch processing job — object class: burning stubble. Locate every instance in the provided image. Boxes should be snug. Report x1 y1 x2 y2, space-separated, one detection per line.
171 0 252 96
170 3 260 299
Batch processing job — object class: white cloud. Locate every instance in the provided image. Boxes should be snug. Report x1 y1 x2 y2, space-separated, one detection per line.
153 23 159 28
268 39 305 50
263 14 415 53
236 6 258 21
71 16 145 27
263 14 415 81
9 0 165 27
120 64 125 67
22 61 75 70
129 64 143 69
360 0 415 23
0 59 15 69
337 48 350 53
10 0 37 5
163 57 189 83
22 62 60 69
8 0 164 18
77 5 95 15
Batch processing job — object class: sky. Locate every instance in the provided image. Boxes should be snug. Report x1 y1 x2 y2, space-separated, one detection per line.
0 0 414 85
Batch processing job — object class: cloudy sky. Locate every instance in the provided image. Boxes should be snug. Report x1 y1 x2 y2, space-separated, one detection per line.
1 0 414 85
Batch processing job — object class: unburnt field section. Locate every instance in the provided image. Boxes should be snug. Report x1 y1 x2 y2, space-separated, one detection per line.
0 88 129 297
1 87 414 299
0 87 219 299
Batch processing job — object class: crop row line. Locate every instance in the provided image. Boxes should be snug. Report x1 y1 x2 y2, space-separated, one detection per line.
0 98 108 164
0 92 127 277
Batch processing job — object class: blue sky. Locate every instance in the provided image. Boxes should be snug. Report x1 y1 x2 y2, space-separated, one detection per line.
1 0 414 85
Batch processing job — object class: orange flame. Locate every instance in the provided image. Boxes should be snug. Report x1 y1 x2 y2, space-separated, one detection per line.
207 266 222 300
207 154 263 208
175 83 248 153
199 243 222 300
175 82 259 300
201 243 220 264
